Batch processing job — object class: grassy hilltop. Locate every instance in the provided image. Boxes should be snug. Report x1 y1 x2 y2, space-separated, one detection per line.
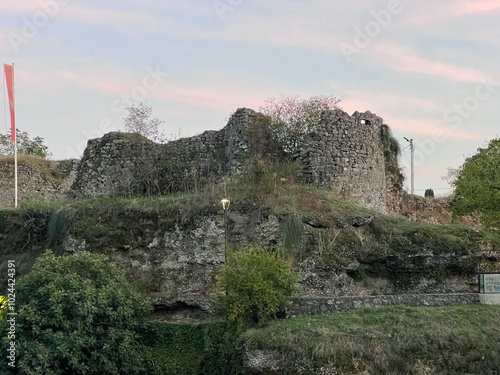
1 158 500 374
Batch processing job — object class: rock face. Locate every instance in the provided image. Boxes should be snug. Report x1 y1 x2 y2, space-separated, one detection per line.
58 206 496 313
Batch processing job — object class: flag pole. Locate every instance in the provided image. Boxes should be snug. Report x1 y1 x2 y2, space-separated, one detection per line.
4 62 17 207
12 63 17 208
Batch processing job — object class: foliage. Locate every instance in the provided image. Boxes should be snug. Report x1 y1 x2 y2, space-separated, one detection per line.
381 124 403 187
424 188 435 198
453 137 500 227
0 129 51 158
141 320 244 375
350 265 368 281
443 166 461 188
0 296 6 321
242 305 500 374
123 102 166 142
282 214 303 258
216 246 298 325
1 251 152 375
259 94 341 154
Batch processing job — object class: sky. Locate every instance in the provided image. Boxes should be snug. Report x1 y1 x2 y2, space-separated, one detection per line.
1 0 499 196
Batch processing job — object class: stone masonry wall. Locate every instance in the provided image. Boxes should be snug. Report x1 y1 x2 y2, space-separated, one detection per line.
0 158 78 207
70 108 268 197
290 293 479 315
297 109 388 213
70 107 394 213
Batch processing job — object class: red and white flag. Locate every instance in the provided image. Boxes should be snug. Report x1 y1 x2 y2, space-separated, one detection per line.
4 64 15 142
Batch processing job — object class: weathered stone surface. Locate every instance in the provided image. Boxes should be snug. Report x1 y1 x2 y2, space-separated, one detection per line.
296 110 388 213
70 108 265 199
69 108 395 213
289 293 480 315
0 159 78 207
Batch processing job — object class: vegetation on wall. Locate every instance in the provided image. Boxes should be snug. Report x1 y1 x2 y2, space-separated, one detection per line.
381 124 404 188
0 129 51 159
259 94 341 154
281 214 304 258
122 102 166 143
142 321 245 375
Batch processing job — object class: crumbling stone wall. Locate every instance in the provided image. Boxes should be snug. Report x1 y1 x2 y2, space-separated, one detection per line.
297 109 388 212
70 107 398 212
0 158 78 207
70 108 270 197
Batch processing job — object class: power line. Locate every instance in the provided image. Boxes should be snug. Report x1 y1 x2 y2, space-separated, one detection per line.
413 187 453 191
403 137 414 195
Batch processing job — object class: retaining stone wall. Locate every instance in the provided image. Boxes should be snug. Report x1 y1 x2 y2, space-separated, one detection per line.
290 293 480 315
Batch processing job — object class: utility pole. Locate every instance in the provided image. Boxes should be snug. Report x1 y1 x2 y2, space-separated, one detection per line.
404 137 414 195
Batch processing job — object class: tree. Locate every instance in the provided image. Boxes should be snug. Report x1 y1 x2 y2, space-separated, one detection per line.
0 129 51 158
216 246 298 325
2 251 152 374
123 102 166 142
424 188 435 198
453 138 500 227
443 166 461 188
259 94 341 154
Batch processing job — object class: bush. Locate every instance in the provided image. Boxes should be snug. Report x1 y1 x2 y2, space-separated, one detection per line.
0 296 6 321
1 251 152 375
424 188 435 198
216 246 298 325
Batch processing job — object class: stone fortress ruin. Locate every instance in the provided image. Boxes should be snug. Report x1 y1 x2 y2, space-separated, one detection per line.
70 107 399 213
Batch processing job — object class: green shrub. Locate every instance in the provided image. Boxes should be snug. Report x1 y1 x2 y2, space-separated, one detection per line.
1 251 152 375
216 246 298 325
350 265 367 281
282 214 303 258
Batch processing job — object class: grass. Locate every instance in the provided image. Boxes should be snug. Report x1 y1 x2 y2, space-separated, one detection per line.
241 305 500 374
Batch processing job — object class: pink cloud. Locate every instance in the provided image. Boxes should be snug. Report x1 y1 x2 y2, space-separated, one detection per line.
0 0 43 14
340 89 442 115
388 118 480 141
62 5 164 35
460 0 500 14
371 43 486 83
151 84 271 113
16 66 271 114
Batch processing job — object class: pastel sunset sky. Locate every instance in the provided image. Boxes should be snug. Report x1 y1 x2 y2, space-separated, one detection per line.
1 0 499 196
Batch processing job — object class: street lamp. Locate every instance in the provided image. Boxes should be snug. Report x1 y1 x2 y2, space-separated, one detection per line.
220 198 230 263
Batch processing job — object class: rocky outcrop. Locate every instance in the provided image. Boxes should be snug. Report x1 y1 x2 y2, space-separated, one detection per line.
57 207 497 313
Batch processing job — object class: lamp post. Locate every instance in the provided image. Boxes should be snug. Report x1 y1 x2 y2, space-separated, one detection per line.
220 198 230 263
